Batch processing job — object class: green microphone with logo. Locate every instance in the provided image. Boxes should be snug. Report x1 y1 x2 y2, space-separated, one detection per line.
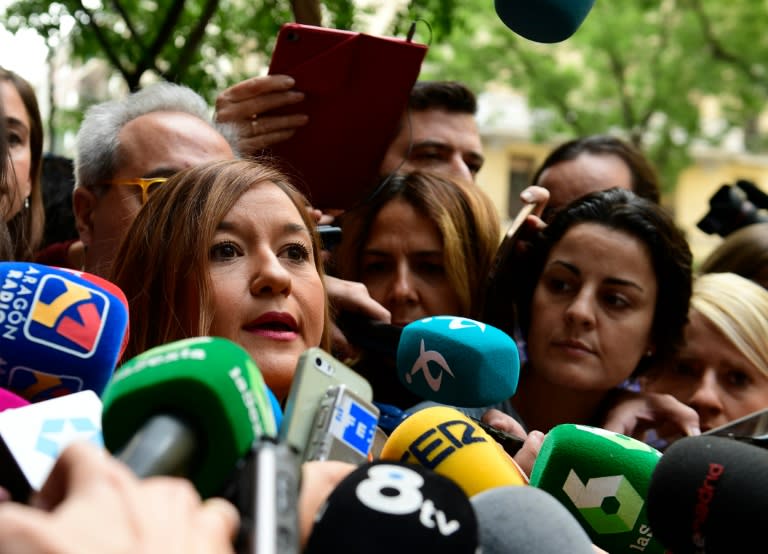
529 424 665 554
101 336 276 498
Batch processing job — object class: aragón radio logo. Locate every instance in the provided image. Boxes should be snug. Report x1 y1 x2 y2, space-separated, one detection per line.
24 274 110 358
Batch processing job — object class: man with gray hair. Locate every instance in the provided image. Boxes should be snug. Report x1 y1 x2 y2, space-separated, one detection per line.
72 82 237 277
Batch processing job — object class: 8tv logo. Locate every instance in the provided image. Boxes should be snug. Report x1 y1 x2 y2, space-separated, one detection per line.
24 274 109 358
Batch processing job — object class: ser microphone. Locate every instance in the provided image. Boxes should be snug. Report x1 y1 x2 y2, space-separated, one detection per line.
529 424 665 554
337 313 519 407
646 435 768 554
472 485 596 554
379 405 528 497
304 460 479 554
494 0 596 43
0 262 129 400
101 336 276 498
0 389 103 502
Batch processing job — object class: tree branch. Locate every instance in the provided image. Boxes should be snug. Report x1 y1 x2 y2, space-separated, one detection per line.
134 0 187 87
74 0 135 87
687 0 765 87
166 0 220 83
111 0 144 50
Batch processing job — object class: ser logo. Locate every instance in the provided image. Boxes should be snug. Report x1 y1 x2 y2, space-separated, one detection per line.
24 274 109 358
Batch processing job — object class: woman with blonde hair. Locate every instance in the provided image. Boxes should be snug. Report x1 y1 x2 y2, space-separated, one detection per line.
110 158 331 401
602 271 768 444
640 272 768 430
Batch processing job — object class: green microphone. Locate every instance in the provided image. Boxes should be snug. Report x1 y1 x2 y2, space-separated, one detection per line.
529 424 665 554
101 336 276 498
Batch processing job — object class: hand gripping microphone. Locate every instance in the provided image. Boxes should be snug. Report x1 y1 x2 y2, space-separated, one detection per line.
101 336 277 498
646 435 768 554
337 313 520 407
472 485 596 554
494 0 596 43
304 460 479 554
0 262 129 400
529 424 665 554
379 405 528 497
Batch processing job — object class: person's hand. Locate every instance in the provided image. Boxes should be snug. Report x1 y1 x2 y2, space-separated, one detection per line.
215 74 308 156
601 389 701 446
481 408 543 477
298 460 356 549
324 276 391 361
0 442 239 554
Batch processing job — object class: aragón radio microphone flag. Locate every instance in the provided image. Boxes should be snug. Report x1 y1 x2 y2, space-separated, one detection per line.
0 262 129 400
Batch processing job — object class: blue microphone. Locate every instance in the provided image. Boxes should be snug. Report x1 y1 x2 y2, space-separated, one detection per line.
495 0 596 43
0 262 129 400
337 314 519 407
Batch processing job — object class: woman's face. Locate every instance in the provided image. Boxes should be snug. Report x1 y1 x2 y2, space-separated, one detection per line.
1 80 32 221
645 309 768 431
202 181 326 401
527 223 658 391
359 197 462 326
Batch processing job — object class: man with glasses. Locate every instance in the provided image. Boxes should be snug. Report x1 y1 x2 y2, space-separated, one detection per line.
71 82 237 277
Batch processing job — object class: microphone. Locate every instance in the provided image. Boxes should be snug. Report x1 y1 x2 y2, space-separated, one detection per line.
646 435 768 554
494 0 596 43
101 336 277 498
0 262 129 400
336 313 519 407
55 266 131 360
529 424 665 554
379 405 528 497
0 389 103 502
304 460 479 553
471 485 596 554
0 387 29 412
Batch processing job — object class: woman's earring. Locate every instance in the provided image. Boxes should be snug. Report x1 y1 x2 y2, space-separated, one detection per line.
24 197 29 210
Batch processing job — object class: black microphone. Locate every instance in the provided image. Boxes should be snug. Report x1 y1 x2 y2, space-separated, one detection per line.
494 0 596 43
304 460 479 553
647 435 768 553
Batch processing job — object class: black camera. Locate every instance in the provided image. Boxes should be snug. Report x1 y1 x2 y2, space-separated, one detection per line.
697 179 768 237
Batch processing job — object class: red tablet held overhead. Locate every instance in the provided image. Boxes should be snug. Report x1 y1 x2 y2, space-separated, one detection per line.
267 23 428 211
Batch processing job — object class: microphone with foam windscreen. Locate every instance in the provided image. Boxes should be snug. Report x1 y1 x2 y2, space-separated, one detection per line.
379 405 528 497
495 0 596 43
0 262 129 401
0 389 103 502
101 336 277 498
304 460 478 553
646 435 768 554
336 313 519 407
472 485 596 554
529 424 665 554
0 387 29 412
